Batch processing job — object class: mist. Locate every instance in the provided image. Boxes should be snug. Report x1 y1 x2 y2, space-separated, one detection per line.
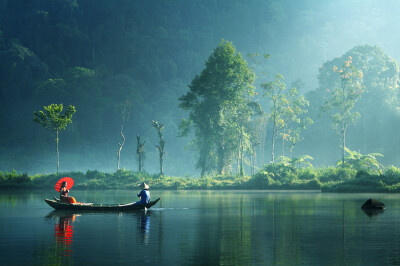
1 0 400 176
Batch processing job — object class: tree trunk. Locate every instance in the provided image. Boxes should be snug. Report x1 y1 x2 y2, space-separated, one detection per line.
239 129 244 176
342 127 346 167
217 144 225 175
117 124 125 170
159 152 164 176
56 129 59 176
272 121 276 163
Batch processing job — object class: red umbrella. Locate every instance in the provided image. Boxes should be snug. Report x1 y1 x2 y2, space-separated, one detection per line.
55 177 74 192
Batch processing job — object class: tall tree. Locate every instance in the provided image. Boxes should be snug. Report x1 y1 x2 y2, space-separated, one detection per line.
136 134 145 172
33 104 76 175
261 74 288 163
320 57 364 166
280 82 312 158
117 101 131 170
152 120 165 176
179 40 256 176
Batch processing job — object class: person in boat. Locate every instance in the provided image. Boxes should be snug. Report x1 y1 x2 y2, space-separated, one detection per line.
136 182 150 205
59 181 77 204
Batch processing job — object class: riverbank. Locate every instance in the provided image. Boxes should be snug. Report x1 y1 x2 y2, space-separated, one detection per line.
2 164 400 192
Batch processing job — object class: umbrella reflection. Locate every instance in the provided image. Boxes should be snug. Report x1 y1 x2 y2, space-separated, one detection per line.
54 214 76 256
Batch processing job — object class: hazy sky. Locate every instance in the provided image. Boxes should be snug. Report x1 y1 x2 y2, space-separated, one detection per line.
231 0 400 91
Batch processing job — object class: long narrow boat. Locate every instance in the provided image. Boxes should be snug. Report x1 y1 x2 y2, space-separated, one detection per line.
44 197 160 211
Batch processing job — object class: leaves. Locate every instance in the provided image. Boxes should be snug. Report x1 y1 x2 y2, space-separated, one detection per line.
33 104 76 132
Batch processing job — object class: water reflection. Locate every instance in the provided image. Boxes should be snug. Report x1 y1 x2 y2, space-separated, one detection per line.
51 212 76 257
139 213 150 244
362 208 385 217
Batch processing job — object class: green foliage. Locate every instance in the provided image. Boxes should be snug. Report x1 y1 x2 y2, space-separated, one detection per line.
179 39 257 176
277 155 313 168
262 75 312 162
33 103 76 174
320 57 364 165
337 147 384 172
0 170 30 186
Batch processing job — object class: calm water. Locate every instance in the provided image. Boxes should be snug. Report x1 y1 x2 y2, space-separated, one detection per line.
1 190 400 265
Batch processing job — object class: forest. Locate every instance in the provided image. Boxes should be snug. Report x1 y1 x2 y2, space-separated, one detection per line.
1 0 400 192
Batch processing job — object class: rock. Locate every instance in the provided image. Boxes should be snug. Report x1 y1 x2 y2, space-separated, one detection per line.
361 198 385 210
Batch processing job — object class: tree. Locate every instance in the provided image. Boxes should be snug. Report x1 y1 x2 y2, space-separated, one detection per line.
136 134 146 172
321 57 364 166
280 82 312 158
179 40 256 176
33 104 76 175
152 120 165 176
261 74 288 163
117 100 131 170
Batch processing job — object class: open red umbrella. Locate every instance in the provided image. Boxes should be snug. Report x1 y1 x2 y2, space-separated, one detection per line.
55 177 74 192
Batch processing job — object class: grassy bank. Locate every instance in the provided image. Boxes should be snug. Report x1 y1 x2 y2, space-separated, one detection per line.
2 164 400 192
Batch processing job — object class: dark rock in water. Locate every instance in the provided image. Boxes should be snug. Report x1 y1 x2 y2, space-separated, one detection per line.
361 198 385 210
362 208 385 217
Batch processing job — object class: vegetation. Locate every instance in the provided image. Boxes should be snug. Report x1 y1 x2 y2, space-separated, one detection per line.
2 2 400 192
320 57 364 166
33 104 76 175
179 40 258 176
2 154 400 192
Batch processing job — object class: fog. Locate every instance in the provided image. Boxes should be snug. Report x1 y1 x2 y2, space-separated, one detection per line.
1 0 400 176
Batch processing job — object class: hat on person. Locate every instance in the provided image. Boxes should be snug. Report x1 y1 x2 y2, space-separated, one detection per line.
139 182 150 190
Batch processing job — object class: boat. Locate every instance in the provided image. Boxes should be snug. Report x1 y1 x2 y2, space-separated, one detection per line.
44 197 160 211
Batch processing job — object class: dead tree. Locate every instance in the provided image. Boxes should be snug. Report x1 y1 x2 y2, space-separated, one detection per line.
152 120 165 176
136 134 146 172
117 101 131 170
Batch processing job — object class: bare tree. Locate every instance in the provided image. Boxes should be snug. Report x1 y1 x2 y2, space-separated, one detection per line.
136 134 146 172
152 120 165 176
117 101 131 170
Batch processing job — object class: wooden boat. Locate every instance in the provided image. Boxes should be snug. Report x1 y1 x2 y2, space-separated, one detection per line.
44 197 160 211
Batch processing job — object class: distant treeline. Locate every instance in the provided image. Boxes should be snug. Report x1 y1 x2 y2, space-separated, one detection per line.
2 164 400 192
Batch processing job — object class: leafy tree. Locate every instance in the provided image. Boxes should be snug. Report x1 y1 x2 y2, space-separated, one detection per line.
33 104 76 175
179 40 256 176
320 57 364 167
261 74 288 163
281 82 312 157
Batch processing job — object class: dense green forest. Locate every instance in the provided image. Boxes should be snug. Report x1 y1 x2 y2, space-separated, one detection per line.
1 0 400 178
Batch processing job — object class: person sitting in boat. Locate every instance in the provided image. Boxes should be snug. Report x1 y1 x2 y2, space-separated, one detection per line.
59 181 77 204
136 182 150 205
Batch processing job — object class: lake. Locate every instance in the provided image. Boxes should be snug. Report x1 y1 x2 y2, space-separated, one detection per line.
0 190 399 265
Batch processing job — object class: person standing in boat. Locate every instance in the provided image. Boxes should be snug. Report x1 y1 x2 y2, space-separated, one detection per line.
59 181 77 204
136 182 150 205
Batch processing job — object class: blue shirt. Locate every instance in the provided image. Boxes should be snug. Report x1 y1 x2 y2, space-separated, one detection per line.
137 189 150 204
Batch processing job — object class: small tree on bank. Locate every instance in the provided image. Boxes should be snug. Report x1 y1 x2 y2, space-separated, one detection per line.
136 134 146 172
33 104 76 175
152 120 165 176
117 101 131 170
